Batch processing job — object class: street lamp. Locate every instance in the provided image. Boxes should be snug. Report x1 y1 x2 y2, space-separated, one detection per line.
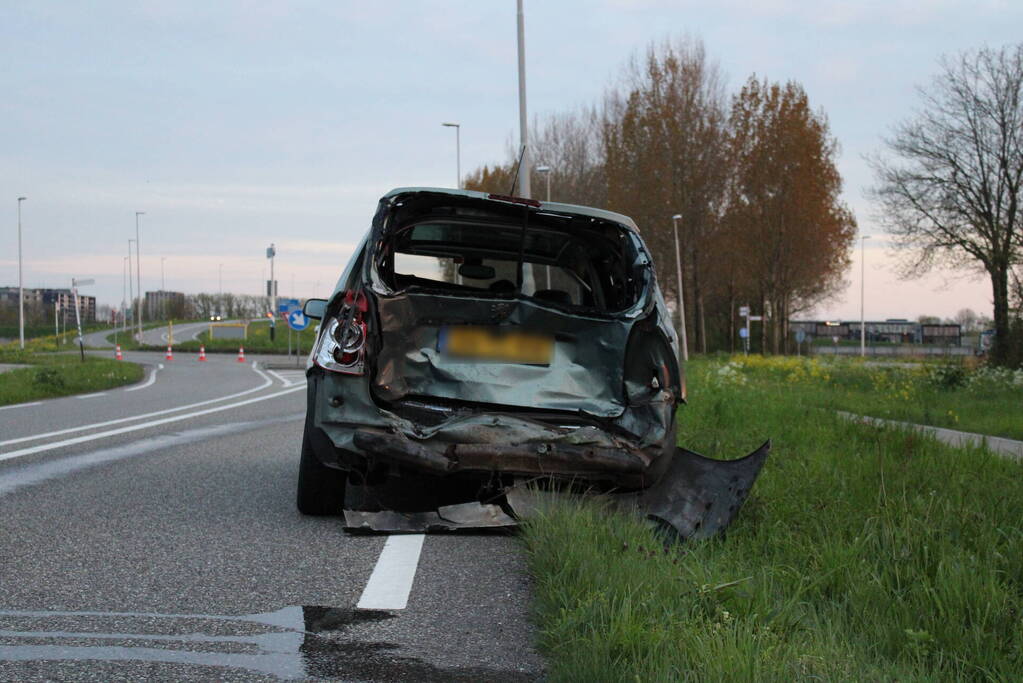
860 235 871 357
535 165 551 201
122 255 128 335
17 196 26 349
267 243 276 341
127 239 135 337
160 256 167 320
441 122 461 189
672 214 688 362
516 0 530 198
536 166 553 288
135 211 144 340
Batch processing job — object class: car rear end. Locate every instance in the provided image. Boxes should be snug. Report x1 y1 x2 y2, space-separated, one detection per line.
304 188 684 527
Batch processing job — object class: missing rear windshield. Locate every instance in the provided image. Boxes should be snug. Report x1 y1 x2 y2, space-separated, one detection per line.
378 216 639 313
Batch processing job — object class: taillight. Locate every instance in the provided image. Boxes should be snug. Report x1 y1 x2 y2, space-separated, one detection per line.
314 289 369 375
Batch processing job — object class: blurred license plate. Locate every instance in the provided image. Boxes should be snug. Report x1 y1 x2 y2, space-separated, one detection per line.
440 326 553 365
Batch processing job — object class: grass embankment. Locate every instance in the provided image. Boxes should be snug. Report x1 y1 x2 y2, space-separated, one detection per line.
744 356 1023 440
116 319 317 355
0 351 144 406
524 357 1023 680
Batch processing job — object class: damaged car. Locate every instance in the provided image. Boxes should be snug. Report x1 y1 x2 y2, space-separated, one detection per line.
297 187 768 538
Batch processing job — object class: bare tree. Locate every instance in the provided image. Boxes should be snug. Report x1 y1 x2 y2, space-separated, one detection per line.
869 44 1023 365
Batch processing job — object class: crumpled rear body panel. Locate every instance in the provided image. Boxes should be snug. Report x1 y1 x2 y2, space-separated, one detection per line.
371 292 631 417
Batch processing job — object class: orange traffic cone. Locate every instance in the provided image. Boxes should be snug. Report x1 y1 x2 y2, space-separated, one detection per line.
165 345 174 360
237 346 246 362
115 344 123 361
198 345 207 362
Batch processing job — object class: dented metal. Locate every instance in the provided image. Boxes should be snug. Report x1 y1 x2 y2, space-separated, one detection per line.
300 188 767 540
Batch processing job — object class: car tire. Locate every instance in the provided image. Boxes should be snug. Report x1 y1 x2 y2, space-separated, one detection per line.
296 431 347 515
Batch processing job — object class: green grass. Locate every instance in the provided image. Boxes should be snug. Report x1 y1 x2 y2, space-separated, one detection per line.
0 353 145 406
114 319 317 355
522 357 1023 680
741 356 1023 441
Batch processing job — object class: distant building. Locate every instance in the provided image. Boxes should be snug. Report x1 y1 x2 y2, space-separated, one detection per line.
792 319 961 346
145 290 185 320
0 287 95 323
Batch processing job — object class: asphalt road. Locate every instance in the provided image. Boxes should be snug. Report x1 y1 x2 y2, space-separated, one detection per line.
82 321 213 349
0 352 543 681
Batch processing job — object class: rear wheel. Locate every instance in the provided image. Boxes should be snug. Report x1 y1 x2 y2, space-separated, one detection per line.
296 432 347 515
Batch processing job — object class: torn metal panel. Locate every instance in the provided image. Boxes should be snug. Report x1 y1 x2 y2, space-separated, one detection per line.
615 442 771 541
351 429 648 481
343 503 517 532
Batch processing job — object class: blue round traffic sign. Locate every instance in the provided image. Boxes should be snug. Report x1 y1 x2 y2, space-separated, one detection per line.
287 310 310 331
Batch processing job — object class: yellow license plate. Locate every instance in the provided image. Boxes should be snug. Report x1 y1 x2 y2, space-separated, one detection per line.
440 326 553 365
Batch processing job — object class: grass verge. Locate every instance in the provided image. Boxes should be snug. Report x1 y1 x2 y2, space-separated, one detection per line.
0 353 145 406
734 355 1023 440
522 357 1023 680
115 319 317 355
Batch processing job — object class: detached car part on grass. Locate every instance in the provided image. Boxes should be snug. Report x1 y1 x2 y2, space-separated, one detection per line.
297 188 768 540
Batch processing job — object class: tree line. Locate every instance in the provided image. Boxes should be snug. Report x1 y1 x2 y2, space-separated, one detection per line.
465 38 857 355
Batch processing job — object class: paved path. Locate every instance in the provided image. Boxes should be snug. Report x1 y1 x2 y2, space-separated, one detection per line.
839 411 1023 461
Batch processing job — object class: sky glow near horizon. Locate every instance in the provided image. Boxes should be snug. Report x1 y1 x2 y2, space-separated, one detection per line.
1 1 1018 322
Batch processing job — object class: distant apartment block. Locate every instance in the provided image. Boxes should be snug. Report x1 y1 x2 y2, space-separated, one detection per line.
0 287 96 322
145 290 185 320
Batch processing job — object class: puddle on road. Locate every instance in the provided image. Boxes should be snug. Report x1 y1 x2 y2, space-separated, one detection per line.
0 605 533 681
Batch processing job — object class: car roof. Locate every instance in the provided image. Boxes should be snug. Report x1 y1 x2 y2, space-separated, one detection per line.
381 187 640 233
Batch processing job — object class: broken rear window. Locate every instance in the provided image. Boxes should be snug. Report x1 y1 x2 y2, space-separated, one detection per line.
378 217 639 313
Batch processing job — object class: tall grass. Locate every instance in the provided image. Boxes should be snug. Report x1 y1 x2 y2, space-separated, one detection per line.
522 358 1023 680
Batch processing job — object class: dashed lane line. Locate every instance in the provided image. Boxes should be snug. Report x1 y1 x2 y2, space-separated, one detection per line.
0 362 273 449
76 393 107 399
356 534 426 610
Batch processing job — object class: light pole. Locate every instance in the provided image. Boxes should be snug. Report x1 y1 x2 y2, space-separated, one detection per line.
160 256 167 320
127 239 135 337
860 235 871 357
536 166 552 288
135 211 144 340
122 255 128 335
17 196 26 349
535 165 551 201
267 244 276 341
442 122 461 189
672 214 688 362
516 0 530 198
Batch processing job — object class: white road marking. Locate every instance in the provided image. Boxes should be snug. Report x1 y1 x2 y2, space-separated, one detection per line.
0 363 274 448
356 534 426 610
76 393 107 399
124 363 164 393
0 384 304 463
0 402 42 412
266 369 306 387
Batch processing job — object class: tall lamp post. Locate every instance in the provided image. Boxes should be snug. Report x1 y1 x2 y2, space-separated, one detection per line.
17 196 27 349
516 0 530 198
135 211 144 340
860 235 871 357
535 165 551 201
267 244 276 341
536 166 552 288
127 239 135 338
441 122 461 189
160 256 167 320
672 214 688 362
122 256 128 335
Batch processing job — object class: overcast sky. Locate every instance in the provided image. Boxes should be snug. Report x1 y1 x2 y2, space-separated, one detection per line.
2 1 1020 321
